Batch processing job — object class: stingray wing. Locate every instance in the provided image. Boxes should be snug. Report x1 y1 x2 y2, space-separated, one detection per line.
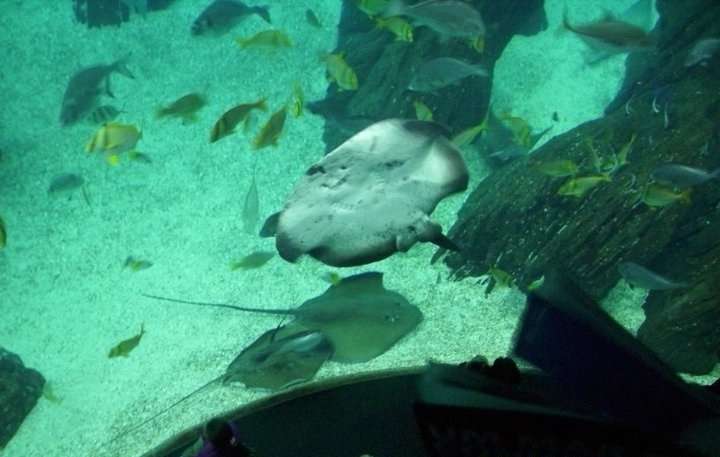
297 272 424 363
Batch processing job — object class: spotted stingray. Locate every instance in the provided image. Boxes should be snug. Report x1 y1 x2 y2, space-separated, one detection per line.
260 119 469 267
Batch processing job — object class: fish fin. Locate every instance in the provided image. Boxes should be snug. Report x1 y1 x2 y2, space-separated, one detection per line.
106 154 120 166
560 5 572 32
113 52 135 79
259 212 281 237
681 190 692 205
105 78 115 98
431 232 460 252
253 5 272 23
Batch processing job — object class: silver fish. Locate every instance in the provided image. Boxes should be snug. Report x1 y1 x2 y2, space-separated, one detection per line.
651 164 720 189
60 55 134 126
385 0 485 40
48 173 84 194
242 164 259 234
618 262 687 290
409 57 488 93
685 38 720 67
191 0 271 36
563 10 654 55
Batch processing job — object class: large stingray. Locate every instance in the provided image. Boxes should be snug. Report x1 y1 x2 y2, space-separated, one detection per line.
144 272 423 363
107 323 332 443
260 119 469 267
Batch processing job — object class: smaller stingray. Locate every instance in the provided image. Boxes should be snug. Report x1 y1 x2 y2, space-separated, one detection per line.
106 323 331 443
144 272 423 363
260 119 469 267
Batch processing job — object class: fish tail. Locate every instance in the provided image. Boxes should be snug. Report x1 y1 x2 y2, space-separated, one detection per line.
556 5 573 36
103 376 222 446
113 52 135 79
681 189 692 205
253 5 272 24
383 0 406 18
257 98 268 111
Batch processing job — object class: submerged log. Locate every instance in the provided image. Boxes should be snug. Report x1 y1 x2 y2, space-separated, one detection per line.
309 0 547 151
442 0 720 374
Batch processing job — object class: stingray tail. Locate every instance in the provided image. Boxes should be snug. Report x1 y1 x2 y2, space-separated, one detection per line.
102 375 222 446
142 293 295 315
431 232 460 252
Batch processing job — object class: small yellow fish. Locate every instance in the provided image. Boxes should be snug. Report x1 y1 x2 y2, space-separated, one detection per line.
289 82 304 118
0 215 6 249
355 0 390 16
527 275 545 291
488 266 514 288
322 53 358 91
156 93 206 123
230 251 275 270
321 271 342 286
641 183 691 207
375 16 413 42
469 35 485 53
236 30 292 49
500 113 532 148
413 100 433 121
42 381 62 404
85 122 142 166
535 159 579 178
108 324 145 358
616 133 636 168
210 99 267 143
124 256 153 272
557 174 611 198
253 106 287 150
452 116 488 147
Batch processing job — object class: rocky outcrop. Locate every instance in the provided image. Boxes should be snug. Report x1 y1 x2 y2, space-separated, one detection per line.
0 347 45 449
309 0 547 151
441 0 720 374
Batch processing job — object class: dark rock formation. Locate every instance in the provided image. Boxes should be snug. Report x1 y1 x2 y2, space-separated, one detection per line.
308 0 547 151
0 347 45 449
442 0 720 374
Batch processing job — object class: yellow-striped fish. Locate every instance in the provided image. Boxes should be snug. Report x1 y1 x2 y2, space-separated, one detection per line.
413 100 433 121
210 99 267 143
230 251 274 270
322 53 358 91
156 92 206 123
124 256 153 271
85 122 142 166
535 159 579 178
236 30 292 49
108 324 145 358
355 0 390 16
253 106 287 149
557 175 611 198
452 117 488 147
375 16 413 42
289 82 304 118
641 183 691 207
0 215 6 249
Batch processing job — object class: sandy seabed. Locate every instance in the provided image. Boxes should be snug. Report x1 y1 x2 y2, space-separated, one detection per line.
0 1 714 457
